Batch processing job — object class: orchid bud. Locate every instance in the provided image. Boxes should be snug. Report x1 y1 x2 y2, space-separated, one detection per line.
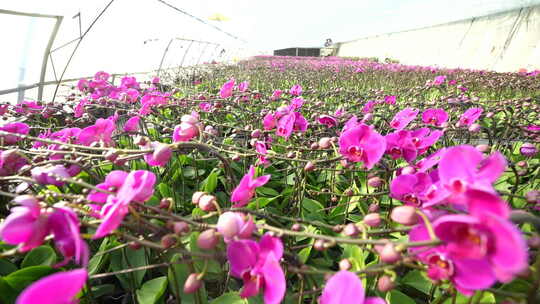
231 154 241 162
377 275 395 292
128 241 142 250
134 135 148 146
184 273 202 294
526 190 540 204
367 176 383 188
368 203 380 213
343 223 360 237
363 113 373 122
313 239 326 251
516 161 527 168
401 166 416 175
173 221 190 235
216 212 241 239
364 213 381 227
310 142 319 150
304 161 315 172
520 143 538 157
199 195 217 212
339 259 352 271
104 150 119 162
333 225 344 233
468 123 481 133
152 143 172 165
192 191 206 205
181 114 199 125
318 137 332 149
159 198 172 209
161 234 176 249
291 223 302 231
380 243 401 263
251 129 261 138
390 206 418 225
197 229 219 250
476 144 490 152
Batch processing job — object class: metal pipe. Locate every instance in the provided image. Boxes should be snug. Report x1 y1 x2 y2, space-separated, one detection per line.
157 38 174 77
38 16 63 101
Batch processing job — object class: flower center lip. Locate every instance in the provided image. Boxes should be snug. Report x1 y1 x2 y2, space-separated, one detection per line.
347 146 364 158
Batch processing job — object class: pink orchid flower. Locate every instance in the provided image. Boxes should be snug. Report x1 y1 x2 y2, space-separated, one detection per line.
318 115 338 128
390 172 434 207
433 212 526 281
338 124 386 169
320 270 386 304
289 84 302 96
438 145 506 205
0 195 49 252
120 76 140 89
87 170 129 204
220 78 236 98
73 99 88 118
173 115 200 142
31 165 71 187
293 112 309 133
227 234 285 304
362 100 377 113
78 117 116 146
123 116 140 133
415 148 446 172
385 130 417 162
390 108 419 130
409 224 496 296
343 115 360 131
270 90 282 100
238 81 249 92
0 122 30 145
217 212 255 240
0 149 28 176
276 112 295 139
255 141 270 167
384 95 396 105
93 170 156 238
48 205 89 267
16 269 87 304
231 165 271 208
263 112 277 130
198 102 213 112
432 75 447 85
422 108 448 127
289 97 304 110
334 107 346 117
458 107 483 127
143 142 172 167
14 101 43 114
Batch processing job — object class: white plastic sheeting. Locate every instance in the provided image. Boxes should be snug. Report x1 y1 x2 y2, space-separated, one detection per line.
0 0 251 102
336 5 540 72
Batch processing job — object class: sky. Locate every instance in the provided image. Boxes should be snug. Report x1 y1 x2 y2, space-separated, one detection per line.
1 0 540 93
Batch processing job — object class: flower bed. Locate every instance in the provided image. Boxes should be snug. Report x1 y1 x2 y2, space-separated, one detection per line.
0 56 539 304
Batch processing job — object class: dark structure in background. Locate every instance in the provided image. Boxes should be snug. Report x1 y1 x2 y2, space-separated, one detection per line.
273 47 321 57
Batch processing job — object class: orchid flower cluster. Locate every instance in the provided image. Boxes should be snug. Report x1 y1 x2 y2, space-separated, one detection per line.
0 56 538 304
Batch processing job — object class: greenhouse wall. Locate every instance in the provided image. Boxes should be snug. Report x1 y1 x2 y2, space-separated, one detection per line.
336 5 540 72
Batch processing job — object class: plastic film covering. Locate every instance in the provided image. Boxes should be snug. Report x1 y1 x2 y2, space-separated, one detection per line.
0 0 251 102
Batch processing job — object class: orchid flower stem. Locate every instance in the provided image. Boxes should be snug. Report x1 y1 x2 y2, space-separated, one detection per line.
197 260 209 280
416 209 438 241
